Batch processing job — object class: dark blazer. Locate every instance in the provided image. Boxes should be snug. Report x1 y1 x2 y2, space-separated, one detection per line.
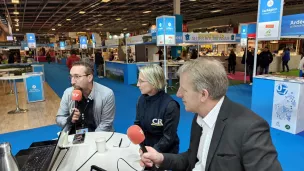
160 97 282 171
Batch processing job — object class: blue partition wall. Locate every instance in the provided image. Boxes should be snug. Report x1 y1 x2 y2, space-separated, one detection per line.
105 62 138 85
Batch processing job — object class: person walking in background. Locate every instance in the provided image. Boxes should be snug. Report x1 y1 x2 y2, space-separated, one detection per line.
94 49 104 78
226 49 236 74
282 48 290 72
259 47 273 75
46 51 51 64
67 49 80 70
246 48 254 85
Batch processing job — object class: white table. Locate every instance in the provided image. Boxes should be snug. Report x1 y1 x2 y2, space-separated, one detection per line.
0 68 21 94
0 75 29 114
57 132 143 171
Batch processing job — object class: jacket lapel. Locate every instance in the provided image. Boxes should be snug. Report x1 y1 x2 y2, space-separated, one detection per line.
205 97 231 171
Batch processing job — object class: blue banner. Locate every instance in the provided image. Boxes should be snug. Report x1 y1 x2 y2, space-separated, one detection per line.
240 24 248 47
156 16 176 46
60 41 65 50
257 0 284 40
25 74 44 103
26 33 36 48
32 65 45 81
79 36 87 49
281 14 304 37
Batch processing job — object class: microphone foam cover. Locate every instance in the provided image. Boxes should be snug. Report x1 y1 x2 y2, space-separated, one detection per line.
127 125 145 145
72 89 82 101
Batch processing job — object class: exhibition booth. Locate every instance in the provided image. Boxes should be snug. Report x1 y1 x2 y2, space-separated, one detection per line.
251 13 304 134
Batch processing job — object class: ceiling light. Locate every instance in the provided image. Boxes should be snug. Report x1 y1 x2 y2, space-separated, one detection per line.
13 11 19 15
87 28 90 30
189 0 196 1
52 28 56 31
15 24 19 27
115 18 121 21
58 24 62 26
142 24 147 26
98 24 103 26
16 28 19 31
12 0 20 4
14 18 19 22
143 11 151 14
210 9 222 13
123 28 127 30
79 11 86 14
101 0 111 2
66 18 71 21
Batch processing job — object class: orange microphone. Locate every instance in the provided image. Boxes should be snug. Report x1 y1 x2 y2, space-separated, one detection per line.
127 125 147 152
72 89 82 108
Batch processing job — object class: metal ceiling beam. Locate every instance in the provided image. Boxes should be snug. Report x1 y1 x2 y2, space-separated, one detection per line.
37 0 74 32
30 0 49 30
21 0 28 32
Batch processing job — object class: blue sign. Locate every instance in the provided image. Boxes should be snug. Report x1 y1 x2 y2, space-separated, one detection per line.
176 32 183 44
24 73 44 103
257 0 284 40
276 83 288 95
79 36 87 49
156 16 176 46
60 41 65 50
258 0 282 22
32 65 45 81
281 14 304 37
26 33 36 48
21 41 27 50
240 25 248 38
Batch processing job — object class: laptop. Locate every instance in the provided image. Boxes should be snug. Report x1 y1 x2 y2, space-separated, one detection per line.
15 125 70 171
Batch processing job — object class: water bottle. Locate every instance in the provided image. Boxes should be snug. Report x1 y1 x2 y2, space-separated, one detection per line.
0 142 20 171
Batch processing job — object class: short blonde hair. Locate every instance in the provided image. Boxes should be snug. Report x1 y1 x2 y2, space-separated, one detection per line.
139 64 166 90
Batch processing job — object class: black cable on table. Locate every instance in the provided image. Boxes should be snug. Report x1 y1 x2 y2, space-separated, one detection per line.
117 158 138 171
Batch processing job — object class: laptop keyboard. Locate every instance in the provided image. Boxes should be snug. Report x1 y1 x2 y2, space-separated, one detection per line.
21 146 55 171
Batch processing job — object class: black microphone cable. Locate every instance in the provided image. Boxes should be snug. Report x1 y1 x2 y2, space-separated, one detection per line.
117 158 139 171
75 131 115 171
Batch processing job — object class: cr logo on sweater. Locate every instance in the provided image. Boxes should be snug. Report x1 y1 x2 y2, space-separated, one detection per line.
151 119 163 126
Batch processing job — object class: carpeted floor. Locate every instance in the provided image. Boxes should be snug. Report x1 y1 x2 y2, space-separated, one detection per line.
1 62 304 171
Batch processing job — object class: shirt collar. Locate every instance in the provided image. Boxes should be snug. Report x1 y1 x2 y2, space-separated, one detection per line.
87 82 95 100
197 96 225 128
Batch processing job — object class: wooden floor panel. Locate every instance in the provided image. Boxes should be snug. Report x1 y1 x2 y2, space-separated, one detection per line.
0 81 61 134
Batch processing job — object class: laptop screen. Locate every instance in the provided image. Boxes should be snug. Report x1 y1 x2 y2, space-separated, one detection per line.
46 125 70 171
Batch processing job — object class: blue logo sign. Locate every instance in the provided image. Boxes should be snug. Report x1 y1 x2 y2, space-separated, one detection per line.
185 34 190 41
156 16 176 46
60 41 65 49
92 34 96 43
79 36 87 49
26 33 36 48
276 83 288 95
25 74 44 102
281 14 304 36
258 0 282 23
240 25 248 39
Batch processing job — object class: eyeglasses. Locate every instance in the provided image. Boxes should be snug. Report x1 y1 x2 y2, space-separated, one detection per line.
137 79 148 84
69 74 89 80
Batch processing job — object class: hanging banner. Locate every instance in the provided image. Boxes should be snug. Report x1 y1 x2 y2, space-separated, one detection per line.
59 41 65 50
156 16 176 46
257 0 284 40
272 81 304 134
92 34 96 48
26 33 36 48
105 39 119 47
281 13 304 37
183 33 236 43
240 24 248 47
79 36 87 49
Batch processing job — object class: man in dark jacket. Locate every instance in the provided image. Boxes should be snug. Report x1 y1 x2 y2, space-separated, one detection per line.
140 58 282 171
94 50 104 78
258 47 273 75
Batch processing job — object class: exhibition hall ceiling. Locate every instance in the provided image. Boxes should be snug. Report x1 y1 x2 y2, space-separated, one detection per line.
1 0 304 34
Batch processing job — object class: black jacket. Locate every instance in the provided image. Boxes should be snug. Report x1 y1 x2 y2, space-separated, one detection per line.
259 51 273 67
160 97 282 171
135 91 180 153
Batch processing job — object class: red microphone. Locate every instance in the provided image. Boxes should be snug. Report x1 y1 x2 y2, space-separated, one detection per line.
72 89 82 108
127 125 147 152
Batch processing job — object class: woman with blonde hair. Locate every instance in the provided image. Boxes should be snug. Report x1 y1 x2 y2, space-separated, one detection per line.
135 64 180 156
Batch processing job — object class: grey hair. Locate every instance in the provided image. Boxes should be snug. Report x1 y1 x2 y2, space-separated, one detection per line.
177 58 229 100
139 64 166 90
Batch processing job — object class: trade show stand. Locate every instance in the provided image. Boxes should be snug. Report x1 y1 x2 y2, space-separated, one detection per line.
269 54 302 73
251 75 304 134
105 61 160 85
